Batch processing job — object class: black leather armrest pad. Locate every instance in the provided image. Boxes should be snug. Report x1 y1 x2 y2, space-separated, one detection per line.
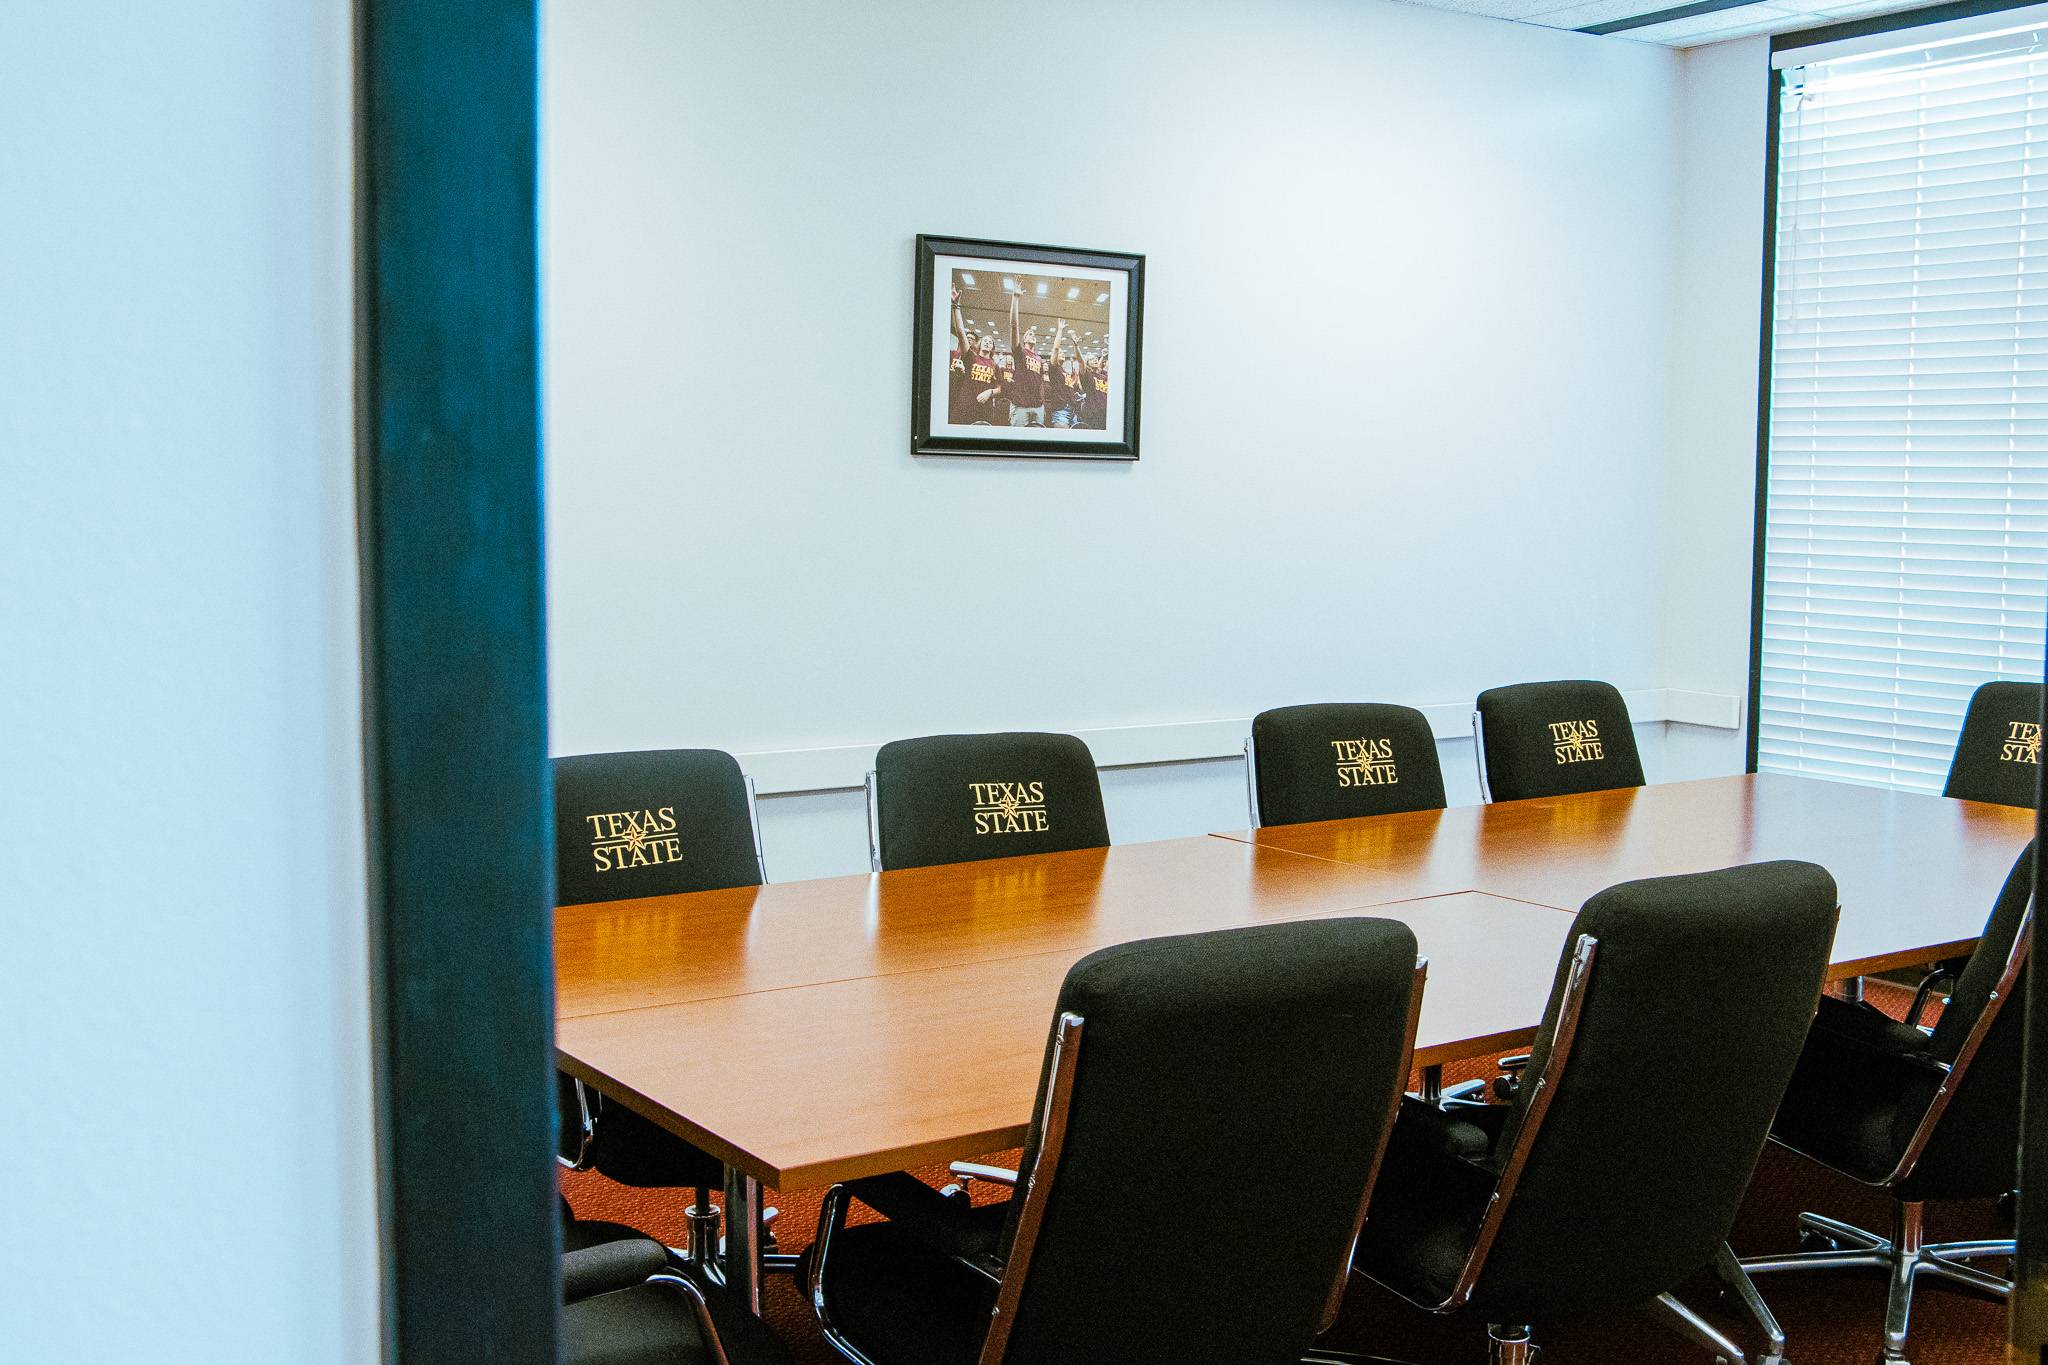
562 1238 667 1303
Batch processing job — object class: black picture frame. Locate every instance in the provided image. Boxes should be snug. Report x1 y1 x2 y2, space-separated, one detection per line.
912 234 1144 461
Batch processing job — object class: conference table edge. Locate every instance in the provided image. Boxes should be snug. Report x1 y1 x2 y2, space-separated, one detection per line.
556 1045 1024 1189
558 1031 1558 1191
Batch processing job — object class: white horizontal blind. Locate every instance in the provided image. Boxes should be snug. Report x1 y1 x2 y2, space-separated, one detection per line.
1759 23 2048 791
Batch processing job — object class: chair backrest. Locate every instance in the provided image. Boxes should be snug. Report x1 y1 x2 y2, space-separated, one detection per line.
872 732 1109 871
985 918 1424 1365
1942 681 2044 808
1475 679 1645 801
552 749 762 905
1249 703 1447 827
1469 861 1838 1322
1898 840 2035 1197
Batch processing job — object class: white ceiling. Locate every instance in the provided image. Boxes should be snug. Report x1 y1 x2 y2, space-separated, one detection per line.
1397 0 1942 47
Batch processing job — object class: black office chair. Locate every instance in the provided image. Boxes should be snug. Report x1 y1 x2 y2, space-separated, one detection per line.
1333 861 1839 1365
1473 679 1645 802
1247 703 1447 827
868 731 1110 871
1903 683 2043 1015
1741 841 2035 1365
1943 681 2044 809
799 917 1426 1365
562 1233 796 1365
554 749 771 1271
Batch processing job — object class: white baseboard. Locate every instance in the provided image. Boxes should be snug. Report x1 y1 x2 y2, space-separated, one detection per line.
737 688 1744 796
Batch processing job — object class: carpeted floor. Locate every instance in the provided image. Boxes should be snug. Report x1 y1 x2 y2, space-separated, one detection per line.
562 984 2011 1363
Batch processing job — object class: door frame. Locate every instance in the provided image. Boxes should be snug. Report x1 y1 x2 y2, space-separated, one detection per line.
356 2 558 1360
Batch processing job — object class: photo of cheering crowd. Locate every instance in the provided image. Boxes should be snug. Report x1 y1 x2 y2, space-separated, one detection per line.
947 269 1113 429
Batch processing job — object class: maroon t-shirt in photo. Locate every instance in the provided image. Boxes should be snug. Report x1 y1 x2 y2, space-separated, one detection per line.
1008 345 1048 406
1058 359 1085 409
962 348 1002 414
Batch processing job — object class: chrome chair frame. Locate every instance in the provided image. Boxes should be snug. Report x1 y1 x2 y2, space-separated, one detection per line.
745 773 769 884
558 1074 598 1172
1342 935 1786 1365
809 962 1430 1365
1469 710 1492 803
1740 911 2032 1364
1243 736 1263 829
647 1272 736 1365
1905 971 1949 1028
864 769 881 873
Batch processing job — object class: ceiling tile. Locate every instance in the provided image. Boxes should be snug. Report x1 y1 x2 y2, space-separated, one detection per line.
1518 0 1668 30
1387 0 1987 47
1620 3 1800 42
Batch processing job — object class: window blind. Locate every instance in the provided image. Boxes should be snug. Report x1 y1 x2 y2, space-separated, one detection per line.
1758 21 2048 791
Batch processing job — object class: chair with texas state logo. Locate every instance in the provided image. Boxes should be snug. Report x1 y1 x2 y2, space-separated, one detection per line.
1247 702 1448 828
1473 679 1645 803
1942 680 2044 810
551 748 771 1273
867 732 1110 871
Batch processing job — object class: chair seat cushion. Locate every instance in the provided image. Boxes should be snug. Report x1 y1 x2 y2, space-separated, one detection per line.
1353 1099 1497 1308
561 1279 793 1365
1770 996 1917 1184
811 1218 1000 1365
590 1101 727 1190
564 1217 658 1254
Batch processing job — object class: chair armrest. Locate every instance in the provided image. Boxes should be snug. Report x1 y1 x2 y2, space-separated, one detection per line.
1906 967 1955 1030
556 1074 596 1170
845 1172 986 1263
949 1161 1019 1186
1807 1004 1952 1079
562 1238 667 1303
1813 996 1949 1066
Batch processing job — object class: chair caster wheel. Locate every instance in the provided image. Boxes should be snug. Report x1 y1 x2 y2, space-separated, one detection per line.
1799 1227 1842 1252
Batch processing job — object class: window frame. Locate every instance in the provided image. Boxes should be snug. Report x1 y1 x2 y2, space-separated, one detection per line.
1745 0 2048 774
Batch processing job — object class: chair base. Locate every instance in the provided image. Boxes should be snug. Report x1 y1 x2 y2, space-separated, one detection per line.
1742 1203 2013 1364
668 1190 801 1284
1310 1248 1779 1365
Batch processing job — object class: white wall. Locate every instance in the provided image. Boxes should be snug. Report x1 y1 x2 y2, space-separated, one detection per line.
1658 34 1772 780
544 0 1740 881
0 5 374 1360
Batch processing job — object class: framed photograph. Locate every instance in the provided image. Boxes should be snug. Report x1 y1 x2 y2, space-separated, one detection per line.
912 234 1144 460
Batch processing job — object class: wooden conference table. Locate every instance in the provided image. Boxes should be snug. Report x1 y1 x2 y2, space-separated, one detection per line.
554 773 2033 1311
